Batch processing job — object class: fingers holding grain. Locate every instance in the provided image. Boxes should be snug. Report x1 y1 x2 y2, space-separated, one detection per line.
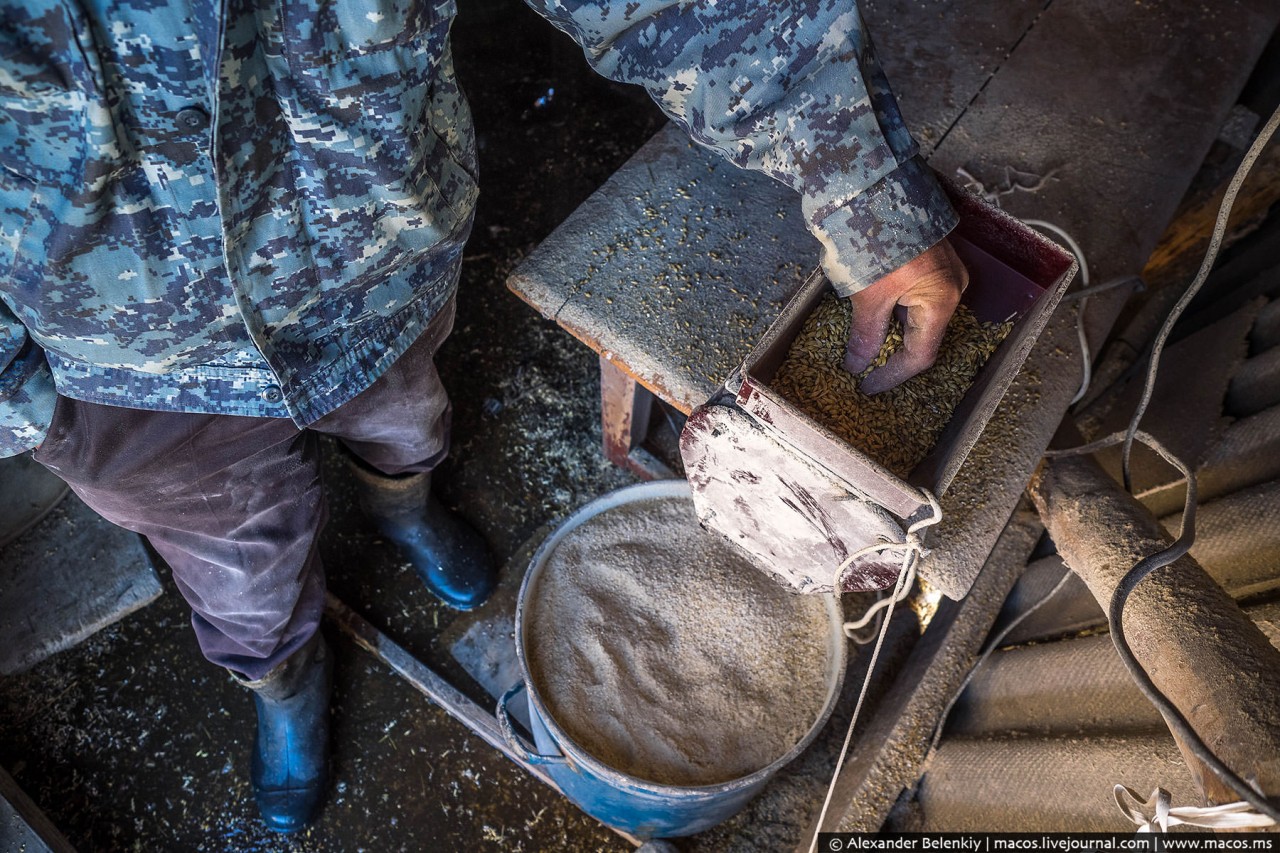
772 294 1010 477
860 292 961 395
844 291 895 375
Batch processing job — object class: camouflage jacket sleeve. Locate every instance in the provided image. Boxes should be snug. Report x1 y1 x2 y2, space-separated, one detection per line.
0 301 56 456
525 0 958 295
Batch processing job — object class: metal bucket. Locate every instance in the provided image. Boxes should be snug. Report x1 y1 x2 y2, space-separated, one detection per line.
497 480 847 839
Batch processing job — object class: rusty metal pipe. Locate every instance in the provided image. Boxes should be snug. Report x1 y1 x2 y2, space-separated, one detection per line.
1028 436 1280 807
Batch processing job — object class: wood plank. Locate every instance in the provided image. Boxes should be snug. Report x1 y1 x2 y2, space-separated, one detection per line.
926 0 1277 282
0 494 162 676
323 594 644 847
863 0 1048 155
0 454 67 548
0 765 76 853
510 124 813 414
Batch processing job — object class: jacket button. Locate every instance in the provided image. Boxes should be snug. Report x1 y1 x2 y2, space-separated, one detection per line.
175 107 210 132
262 385 283 403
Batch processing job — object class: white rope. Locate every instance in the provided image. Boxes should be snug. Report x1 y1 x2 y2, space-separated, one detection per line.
1114 786 1278 832
807 491 943 852
835 491 941 607
950 170 1100 407
839 492 942 641
842 560 916 644
1021 219 1093 404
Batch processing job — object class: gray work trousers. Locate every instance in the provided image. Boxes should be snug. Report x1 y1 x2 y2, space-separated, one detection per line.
32 301 456 679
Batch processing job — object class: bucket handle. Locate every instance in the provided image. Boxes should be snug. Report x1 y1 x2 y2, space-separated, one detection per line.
497 682 568 767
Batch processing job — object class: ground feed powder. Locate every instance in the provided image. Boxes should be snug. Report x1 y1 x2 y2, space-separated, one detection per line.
527 494 835 786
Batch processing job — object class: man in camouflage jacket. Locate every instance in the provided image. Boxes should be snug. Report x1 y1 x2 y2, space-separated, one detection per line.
0 0 964 831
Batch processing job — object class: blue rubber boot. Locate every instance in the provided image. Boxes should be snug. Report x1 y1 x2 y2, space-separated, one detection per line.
348 463 496 610
241 634 332 833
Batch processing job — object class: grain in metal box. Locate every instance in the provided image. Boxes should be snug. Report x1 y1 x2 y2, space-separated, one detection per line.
680 179 1077 597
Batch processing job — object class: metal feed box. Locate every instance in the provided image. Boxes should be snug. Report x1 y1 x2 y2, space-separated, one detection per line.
679 179 1077 598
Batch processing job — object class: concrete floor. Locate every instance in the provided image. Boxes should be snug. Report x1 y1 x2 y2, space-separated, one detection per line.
0 2 672 848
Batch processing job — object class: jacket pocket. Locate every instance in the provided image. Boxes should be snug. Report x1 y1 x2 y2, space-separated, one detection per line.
0 87 88 301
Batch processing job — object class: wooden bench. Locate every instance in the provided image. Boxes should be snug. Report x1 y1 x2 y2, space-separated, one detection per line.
508 121 815 478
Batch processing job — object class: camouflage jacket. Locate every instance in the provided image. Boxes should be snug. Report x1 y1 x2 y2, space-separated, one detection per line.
0 0 955 456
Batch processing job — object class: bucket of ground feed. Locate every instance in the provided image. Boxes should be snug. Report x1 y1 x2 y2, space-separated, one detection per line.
680 175 1078 599
496 480 846 839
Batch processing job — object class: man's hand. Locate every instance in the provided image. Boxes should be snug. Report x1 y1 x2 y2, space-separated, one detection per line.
843 238 969 395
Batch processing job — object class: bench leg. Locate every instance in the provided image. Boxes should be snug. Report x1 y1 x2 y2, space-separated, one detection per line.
599 356 675 480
